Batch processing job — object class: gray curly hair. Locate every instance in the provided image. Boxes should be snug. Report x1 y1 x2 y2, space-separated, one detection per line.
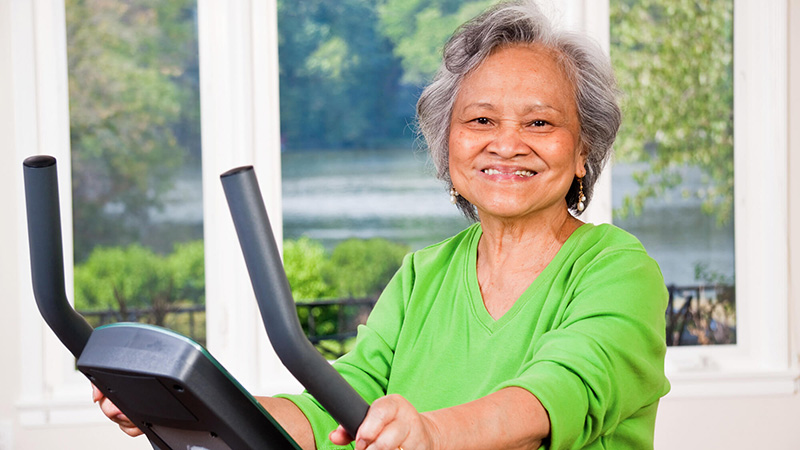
416 0 621 220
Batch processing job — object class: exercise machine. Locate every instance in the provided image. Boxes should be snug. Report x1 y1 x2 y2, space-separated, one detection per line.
23 156 369 449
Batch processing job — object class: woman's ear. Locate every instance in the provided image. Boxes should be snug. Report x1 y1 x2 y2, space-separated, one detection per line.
575 149 588 178
573 139 588 178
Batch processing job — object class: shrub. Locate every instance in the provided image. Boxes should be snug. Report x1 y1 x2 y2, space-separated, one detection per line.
324 238 409 299
74 240 205 326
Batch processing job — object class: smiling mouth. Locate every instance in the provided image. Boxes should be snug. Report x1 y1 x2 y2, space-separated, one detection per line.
482 168 537 177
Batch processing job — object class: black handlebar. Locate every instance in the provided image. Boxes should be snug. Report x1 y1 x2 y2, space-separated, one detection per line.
221 166 369 438
23 156 368 440
23 155 94 358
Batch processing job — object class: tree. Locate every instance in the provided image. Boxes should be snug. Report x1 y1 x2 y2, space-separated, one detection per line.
66 0 200 260
377 0 494 84
610 0 734 224
277 0 409 150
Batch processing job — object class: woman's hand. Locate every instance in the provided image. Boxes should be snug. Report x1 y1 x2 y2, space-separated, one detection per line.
329 394 439 450
91 384 143 437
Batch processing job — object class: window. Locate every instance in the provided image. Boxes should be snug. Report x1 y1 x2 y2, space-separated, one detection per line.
613 0 792 395
65 0 206 344
275 0 795 394
276 0 477 358
11 2 792 428
609 0 735 347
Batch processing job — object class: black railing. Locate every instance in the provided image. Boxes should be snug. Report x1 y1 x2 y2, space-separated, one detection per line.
665 283 736 346
80 305 207 345
79 283 736 356
295 298 377 359
78 298 377 359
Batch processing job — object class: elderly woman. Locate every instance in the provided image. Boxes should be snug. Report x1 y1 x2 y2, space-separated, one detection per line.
97 1 670 448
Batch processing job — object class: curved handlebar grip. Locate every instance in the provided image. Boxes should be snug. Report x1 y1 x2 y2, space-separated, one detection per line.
23 155 93 358
221 166 369 438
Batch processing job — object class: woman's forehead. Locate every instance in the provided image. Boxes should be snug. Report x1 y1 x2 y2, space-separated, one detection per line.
456 45 577 114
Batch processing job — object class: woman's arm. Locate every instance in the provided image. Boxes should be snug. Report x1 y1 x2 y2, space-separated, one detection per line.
256 396 316 450
330 386 549 450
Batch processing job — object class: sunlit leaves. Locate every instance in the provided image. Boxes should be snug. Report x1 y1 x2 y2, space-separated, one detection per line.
611 0 734 225
66 0 199 260
378 0 494 84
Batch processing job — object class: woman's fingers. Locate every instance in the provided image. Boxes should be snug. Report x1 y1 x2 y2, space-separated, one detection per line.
350 394 434 450
329 425 354 445
92 384 144 437
91 384 104 403
356 394 402 445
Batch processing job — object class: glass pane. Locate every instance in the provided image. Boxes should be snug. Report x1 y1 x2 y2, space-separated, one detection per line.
277 0 493 357
65 0 205 344
609 0 735 346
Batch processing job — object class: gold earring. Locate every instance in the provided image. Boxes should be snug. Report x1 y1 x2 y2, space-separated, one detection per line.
577 178 586 212
450 187 459 204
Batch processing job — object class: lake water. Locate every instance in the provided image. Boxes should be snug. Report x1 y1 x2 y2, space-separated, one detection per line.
154 147 734 287
281 148 735 287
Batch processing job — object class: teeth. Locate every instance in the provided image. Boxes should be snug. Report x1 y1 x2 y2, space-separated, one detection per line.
483 169 535 177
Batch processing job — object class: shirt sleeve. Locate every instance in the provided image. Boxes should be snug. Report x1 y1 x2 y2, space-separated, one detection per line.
277 252 415 449
496 247 670 450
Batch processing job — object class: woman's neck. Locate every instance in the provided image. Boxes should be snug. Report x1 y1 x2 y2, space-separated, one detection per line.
475 208 584 320
477 207 582 264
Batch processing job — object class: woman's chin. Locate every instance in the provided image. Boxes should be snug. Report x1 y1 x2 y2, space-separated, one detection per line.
476 200 568 223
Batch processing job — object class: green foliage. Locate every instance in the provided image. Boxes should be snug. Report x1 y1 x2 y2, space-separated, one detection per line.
283 236 408 300
610 0 734 224
283 237 336 300
284 236 407 360
324 238 410 299
693 262 733 286
74 240 205 326
167 240 206 305
66 0 201 260
277 0 411 149
378 0 494 84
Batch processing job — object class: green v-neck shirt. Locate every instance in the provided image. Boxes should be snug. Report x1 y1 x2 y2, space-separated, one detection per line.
283 223 670 449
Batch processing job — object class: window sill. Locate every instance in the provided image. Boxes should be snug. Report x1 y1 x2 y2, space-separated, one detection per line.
665 368 800 398
16 396 107 427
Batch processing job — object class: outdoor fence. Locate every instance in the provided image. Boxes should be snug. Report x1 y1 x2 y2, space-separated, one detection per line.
295 298 377 359
80 304 207 345
665 283 736 346
79 283 735 358
78 298 376 359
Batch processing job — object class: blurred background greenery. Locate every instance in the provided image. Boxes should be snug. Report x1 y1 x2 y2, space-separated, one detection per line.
67 0 734 350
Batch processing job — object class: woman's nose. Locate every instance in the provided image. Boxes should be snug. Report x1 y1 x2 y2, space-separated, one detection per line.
486 124 532 158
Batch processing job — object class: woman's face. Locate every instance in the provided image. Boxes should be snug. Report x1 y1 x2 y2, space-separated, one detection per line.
448 44 585 222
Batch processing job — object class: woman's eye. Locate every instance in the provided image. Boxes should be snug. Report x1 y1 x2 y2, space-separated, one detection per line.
531 120 549 127
474 117 490 125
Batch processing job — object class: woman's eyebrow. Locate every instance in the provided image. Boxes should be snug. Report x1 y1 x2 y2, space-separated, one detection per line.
460 102 563 115
460 102 499 112
520 103 562 114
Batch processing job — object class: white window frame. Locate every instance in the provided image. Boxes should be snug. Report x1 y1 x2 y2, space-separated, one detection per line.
10 0 795 428
11 0 298 427
658 0 796 397
528 0 796 397
196 0 300 396
12 0 98 426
